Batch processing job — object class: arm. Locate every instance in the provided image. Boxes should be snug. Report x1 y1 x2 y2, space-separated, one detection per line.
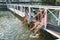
33 12 40 18
30 23 37 31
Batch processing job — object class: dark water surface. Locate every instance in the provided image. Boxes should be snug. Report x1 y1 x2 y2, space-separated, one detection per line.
0 9 56 40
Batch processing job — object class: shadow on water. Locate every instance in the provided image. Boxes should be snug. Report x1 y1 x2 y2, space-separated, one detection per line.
0 8 58 40
12 12 23 21
0 8 8 11
38 29 57 40
11 11 28 29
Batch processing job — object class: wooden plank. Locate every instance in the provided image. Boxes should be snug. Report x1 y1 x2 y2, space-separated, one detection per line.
49 30 60 36
45 29 60 38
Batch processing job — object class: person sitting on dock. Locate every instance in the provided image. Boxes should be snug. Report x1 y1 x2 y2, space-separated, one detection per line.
29 19 36 29
29 9 41 29
22 8 31 25
30 8 45 36
29 9 37 29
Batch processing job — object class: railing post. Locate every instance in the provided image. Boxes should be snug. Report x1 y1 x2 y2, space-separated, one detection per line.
28 7 31 24
58 10 60 26
21 6 22 12
17 5 18 10
29 7 31 14
19 6 21 11
44 9 47 29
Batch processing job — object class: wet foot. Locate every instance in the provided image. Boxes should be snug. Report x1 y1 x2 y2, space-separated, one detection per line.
29 33 39 38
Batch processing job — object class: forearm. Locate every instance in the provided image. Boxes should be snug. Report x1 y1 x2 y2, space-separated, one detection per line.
30 24 36 31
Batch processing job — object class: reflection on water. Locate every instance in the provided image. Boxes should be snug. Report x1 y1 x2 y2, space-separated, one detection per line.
0 10 56 40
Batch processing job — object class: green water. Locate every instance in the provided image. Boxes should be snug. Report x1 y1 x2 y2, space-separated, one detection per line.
0 10 56 40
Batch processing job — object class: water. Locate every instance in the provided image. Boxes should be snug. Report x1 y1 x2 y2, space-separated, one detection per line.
0 9 56 40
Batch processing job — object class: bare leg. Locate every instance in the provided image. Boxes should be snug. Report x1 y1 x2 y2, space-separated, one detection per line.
33 29 39 36
22 17 27 24
33 25 39 35
30 24 37 31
